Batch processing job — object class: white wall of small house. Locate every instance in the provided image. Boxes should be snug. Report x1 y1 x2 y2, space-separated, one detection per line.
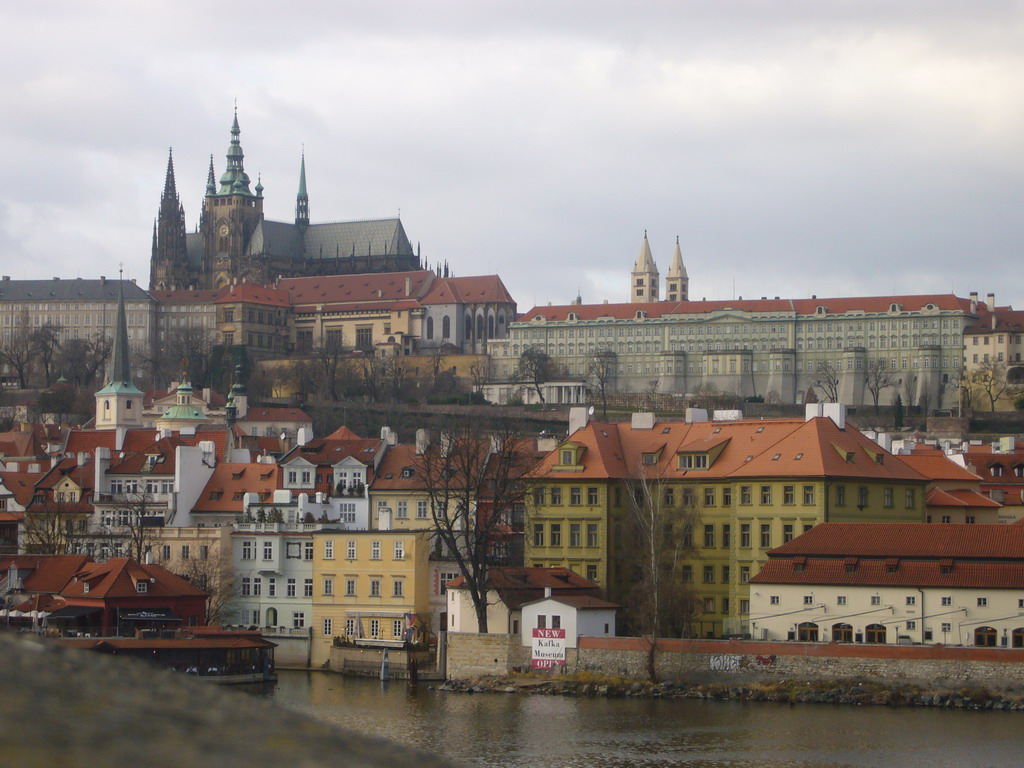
750 583 1024 646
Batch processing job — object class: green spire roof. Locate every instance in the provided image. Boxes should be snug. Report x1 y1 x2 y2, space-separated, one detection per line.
96 273 142 397
205 155 217 196
295 151 309 225
218 108 253 196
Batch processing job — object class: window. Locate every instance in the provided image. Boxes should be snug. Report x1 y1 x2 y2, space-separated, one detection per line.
252 578 261 596
586 564 598 582
417 501 428 519
740 524 751 548
550 487 562 505
871 595 881 606
721 565 730 584
533 524 544 547
394 540 405 559
783 524 794 543
570 524 581 546
803 486 814 505
783 485 795 505
858 486 869 507
977 597 988 607
304 578 313 597
570 487 581 505
370 579 381 597
722 524 731 548
181 545 190 560
905 489 916 509
268 578 276 597
703 598 715 613
770 595 780 605
703 487 716 507
905 595 916 606
587 523 598 547
837 595 847 606
740 486 752 505
703 565 714 583
537 614 547 629
587 487 598 505
369 619 380 638
803 595 814 605
393 580 404 597
393 619 404 639
739 599 750 614
242 540 255 560
346 578 356 596
760 486 772 505
760 524 771 548
883 488 894 508
287 578 296 597
323 618 333 637
371 540 381 559
836 485 846 506
703 524 715 548
136 581 148 594
722 487 732 506
161 545 171 561
347 540 356 559
292 612 305 629
304 541 313 560
561 449 574 465
941 596 952 606
241 578 251 596
740 565 750 583
263 541 273 560
551 615 561 630
550 524 562 546
323 578 334 596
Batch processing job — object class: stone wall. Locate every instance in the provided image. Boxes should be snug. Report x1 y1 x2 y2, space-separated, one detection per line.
272 635 312 668
329 645 434 678
446 632 527 679
449 634 1024 690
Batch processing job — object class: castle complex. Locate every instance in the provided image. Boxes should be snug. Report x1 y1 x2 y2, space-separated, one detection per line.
150 111 420 291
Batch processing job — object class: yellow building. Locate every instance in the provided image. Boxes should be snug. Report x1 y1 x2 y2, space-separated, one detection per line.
962 295 1024 410
526 409 927 638
310 529 430 667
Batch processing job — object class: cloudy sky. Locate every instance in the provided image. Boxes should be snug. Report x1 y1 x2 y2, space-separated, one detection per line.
2 2 1022 311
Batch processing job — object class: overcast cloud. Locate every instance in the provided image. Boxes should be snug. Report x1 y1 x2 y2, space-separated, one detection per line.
1 1 1022 311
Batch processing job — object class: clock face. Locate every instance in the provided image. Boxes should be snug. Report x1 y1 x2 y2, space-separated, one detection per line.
219 224 229 236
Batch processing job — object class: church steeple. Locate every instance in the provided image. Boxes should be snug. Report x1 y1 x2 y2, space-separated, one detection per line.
295 151 309 229
218 107 253 195
149 148 189 291
95 271 144 431
665 235 689 302
205 155 217 196
163 148 178 199
631 230 659 303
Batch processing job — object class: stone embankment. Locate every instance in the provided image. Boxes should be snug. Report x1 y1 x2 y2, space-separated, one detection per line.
439 674 1024 711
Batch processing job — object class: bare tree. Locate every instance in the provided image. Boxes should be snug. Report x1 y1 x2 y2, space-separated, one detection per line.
176 552 236 625
22 499 83 555
620 474 699 638
812 362 841 403
968 359 1009 411
359 352 382 402
31 324 62 387
586 349 617 419
0 310 34 388
312 335 348 401
414 418 534 633
92 492 162 561
165 327 215 387
864 359 895 415
516 347 554 403
382 357 412 402
902 372 919 408
56 334 112 388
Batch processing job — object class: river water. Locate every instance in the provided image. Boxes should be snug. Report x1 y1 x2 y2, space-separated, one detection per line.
262 670 1022 767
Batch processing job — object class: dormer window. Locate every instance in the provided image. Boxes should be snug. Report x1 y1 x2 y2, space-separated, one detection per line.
642 453 657 465
561 449 574 465
678 453 708 470
136 581 148 593
83 582 90 594
401 467 414 479
990 463 1005 477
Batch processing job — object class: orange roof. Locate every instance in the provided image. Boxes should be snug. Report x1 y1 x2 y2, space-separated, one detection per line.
766 522 1024 559
281 270 434 307
0 471 44 507
371 444 429 491
898 453 981 483
518 293 972 323
447 566 603 611
282 437 382 469
0 554 92 593
925 488 1001 509
214 282 290 307
63 558 207 599
326 426 363 440
240 407 312 423
193 463 281 514
530 417 927 483
420 275 515 305
64 428 165 456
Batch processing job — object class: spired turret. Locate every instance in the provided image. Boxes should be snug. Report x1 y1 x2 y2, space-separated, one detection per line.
95 273 144 431
295 151 309 230
665 236 689 302
630 231 659 303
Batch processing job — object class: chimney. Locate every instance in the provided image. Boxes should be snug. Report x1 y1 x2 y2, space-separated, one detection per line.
1 276 9 281
405 277 411 296
631 412 655 430
969 291 978 314
544 587 552 598
99 276 106 286
77 451 88 467
987 292 996 310
568 406 590 435
415 429 430 455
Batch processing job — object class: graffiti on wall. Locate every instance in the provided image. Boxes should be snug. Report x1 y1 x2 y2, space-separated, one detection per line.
708 654 741 671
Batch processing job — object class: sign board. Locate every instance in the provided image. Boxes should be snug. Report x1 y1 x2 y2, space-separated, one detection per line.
531 627 566 669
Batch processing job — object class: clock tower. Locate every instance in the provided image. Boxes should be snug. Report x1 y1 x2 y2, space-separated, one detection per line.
199 108 265 288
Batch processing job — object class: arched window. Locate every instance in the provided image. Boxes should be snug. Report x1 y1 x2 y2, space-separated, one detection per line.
488 315 495 338
442 316 451 339
465 314 473 338
266 607 278 627
832 623 853 643
476 314 484 338
104 400 110 411
865 623 887 644
990 463 1005 478
1012 628 1024 648
797 622 819 642
974 626 998 647
498 312 505 327
426 317 434 340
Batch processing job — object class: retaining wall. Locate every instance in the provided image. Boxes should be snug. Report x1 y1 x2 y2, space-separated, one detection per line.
448 633 1024 689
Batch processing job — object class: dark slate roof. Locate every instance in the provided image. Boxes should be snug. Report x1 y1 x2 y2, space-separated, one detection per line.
185 232 204 269
247 218 414 262
0 279 152 303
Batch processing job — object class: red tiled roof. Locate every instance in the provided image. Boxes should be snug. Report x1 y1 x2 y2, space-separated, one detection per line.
282 437 382 468
447 566 603 611
214 283 290 307
281 270 434 306
753 557 1024 589
765 522 1024 559
0 472 44 507
526 594 619 610
898 453 981 483
518 294 972 323
925 488 1001 509
420 275 515 306
0 554 92 593
371 444 430 491
193 463 281 514
63 558 207 599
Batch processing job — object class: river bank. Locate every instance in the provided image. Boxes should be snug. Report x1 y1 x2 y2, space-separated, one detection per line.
439 673 1024 711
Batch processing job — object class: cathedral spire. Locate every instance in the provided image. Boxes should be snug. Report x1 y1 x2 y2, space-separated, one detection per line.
163 148 178 200
295 150 309 228
108 269 137 388
219 108 252 195
665 234 689 302
630 231 659 303
206 155 217 196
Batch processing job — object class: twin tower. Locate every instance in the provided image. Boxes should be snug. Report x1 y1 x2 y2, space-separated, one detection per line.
630 232 689 303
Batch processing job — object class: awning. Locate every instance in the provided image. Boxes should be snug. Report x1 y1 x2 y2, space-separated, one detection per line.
47 606 103 619
117 608 181 622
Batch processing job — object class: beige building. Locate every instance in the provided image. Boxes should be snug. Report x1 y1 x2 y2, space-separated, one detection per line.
750 522 1024 646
